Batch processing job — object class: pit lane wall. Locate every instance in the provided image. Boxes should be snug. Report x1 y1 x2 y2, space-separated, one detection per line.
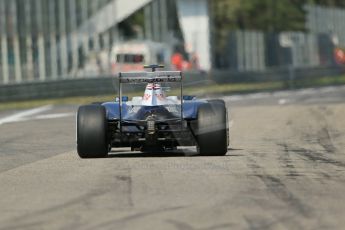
0 66 344 102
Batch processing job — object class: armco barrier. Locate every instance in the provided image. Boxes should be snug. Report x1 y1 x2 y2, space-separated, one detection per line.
0 77 116 102
211 66 345 83
0 66 344 102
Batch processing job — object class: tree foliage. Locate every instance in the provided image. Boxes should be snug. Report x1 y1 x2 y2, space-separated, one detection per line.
212 0 345 31
211 0 345 53
235 0 306 32
310 0 345 8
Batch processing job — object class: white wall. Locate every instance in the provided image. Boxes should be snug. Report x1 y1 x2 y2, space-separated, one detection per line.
176 0 211 71
79 0 152 35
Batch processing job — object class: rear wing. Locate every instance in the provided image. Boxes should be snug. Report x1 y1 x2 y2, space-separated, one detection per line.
117 70 184 127
118 71 182 83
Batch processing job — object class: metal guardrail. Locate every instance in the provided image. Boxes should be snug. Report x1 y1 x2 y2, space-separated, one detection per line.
211 66 345 83
0 66 344 102
0 77 116 102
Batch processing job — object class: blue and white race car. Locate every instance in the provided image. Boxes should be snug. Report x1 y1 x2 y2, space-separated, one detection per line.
77 65 229 158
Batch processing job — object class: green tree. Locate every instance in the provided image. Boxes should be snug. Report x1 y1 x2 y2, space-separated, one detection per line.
309 0 345 7
212 0 306 33
235 0 306 32
211 0 345 55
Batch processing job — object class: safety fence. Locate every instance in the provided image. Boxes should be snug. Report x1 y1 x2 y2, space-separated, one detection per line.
216 31 337 71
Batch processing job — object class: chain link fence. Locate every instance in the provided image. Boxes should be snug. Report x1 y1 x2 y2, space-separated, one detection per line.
216 30 338 71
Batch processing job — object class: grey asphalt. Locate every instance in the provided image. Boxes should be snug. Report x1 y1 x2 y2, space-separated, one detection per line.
0 86 345 230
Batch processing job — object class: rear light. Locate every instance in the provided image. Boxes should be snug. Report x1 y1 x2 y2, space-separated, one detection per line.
147 119 155 134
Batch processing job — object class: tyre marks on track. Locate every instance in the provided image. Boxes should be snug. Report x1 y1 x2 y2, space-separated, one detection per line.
277 105 345 180
277 141 345 186
0 152 136 230
308 107 337 154
317 127 337 153
82 206 187 230
256 175 313 218
166 219 233 230
278 143 301 179
0 189 110 230
115 170 134 207
286 146 345 169
246 152 314 223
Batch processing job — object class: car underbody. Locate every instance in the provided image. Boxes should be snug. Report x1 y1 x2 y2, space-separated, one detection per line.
108 119 197 151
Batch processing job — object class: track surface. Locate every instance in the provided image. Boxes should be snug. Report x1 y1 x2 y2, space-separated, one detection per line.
0 86 345 230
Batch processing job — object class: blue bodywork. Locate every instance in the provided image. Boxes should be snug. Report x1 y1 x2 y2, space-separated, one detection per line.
103 100 207 121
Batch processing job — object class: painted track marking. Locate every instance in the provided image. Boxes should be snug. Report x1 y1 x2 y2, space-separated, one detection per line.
0 105 53 125
34 113 73 120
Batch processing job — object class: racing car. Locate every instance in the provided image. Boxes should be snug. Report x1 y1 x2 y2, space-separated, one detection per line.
77 65 229 158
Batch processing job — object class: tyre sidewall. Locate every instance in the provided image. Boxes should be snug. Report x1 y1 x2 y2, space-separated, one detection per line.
77 105 108 158
196 102 228 156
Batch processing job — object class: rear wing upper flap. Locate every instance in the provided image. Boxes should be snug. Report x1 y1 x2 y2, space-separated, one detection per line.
118 71 182 83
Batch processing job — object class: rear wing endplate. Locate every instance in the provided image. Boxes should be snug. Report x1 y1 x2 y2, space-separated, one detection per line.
118 71 182 83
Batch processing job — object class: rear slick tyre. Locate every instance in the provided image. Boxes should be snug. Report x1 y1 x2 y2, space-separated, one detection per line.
196 102 228 156
77 105 108 158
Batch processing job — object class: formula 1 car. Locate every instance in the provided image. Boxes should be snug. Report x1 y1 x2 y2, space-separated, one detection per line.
77 65 229 158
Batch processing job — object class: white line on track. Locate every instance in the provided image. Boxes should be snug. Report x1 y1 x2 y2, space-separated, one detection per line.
278 99 288 105
0 105 53 125
34 113 73 120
